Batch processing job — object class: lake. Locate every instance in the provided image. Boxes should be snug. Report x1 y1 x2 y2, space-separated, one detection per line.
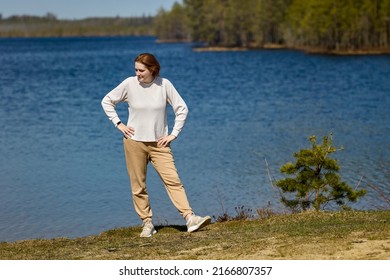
0 36 389 242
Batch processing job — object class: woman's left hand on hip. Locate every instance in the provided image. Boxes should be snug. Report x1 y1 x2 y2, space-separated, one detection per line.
157 135 176 147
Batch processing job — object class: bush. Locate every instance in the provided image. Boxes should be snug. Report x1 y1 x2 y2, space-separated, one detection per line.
275 133 366 212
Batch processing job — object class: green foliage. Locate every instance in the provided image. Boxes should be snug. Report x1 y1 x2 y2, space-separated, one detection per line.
155 3 190 41
155 0 390 51
3 1 390 51
287 0 390 50
275 133 366 212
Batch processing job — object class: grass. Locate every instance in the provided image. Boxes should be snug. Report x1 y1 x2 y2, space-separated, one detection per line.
1 210 389 260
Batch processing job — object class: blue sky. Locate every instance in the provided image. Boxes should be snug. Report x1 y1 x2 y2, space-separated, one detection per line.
1 0 180 19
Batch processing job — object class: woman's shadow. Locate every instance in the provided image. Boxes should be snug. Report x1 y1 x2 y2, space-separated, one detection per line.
155 225 187 232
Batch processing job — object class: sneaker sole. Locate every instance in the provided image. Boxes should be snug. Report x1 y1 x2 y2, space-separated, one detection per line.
187 216 211 233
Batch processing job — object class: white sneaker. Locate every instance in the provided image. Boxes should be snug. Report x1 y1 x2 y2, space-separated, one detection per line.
140 220 157 237
186 215 211 232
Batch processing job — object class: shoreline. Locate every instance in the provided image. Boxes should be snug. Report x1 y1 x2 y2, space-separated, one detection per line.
1 210 389 259
1 34 389 55
192 43 390 55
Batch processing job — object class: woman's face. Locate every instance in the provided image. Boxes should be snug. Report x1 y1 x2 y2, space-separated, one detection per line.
135 62 154 83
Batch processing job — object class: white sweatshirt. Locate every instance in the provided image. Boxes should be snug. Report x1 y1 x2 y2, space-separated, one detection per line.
101 76 188 142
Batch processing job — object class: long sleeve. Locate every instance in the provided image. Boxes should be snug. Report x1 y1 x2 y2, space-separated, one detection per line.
101 78 129 126
165 80 189 138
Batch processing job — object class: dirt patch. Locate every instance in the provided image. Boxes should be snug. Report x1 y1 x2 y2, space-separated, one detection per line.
338 239 390 259
241 239 390 260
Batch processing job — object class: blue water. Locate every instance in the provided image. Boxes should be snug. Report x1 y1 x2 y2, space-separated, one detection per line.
0 37 389 242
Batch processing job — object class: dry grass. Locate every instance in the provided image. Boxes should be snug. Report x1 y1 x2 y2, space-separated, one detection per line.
1 210 389 260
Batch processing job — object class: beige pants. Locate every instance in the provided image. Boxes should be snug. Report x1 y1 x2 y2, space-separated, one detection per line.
123 138 193 222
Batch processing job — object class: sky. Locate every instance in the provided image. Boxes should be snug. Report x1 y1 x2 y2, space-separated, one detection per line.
1 0 180 19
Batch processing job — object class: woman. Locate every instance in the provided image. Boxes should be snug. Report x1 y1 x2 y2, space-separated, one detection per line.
101 53 211 237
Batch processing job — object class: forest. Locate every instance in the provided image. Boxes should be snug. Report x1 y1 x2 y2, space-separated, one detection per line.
0 13 154 37
155 0 390 53
1 0 390 53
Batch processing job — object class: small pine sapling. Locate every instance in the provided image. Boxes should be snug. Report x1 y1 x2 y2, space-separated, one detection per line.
275 133 366 212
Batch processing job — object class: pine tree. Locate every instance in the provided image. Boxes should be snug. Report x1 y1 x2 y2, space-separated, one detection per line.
275 133 366 212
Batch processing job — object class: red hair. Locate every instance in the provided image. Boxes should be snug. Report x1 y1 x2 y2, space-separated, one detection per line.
134 53 160 77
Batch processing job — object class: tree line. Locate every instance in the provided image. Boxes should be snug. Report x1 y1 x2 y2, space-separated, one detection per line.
2 1 389 53
0 14 154 37
155 0 390 53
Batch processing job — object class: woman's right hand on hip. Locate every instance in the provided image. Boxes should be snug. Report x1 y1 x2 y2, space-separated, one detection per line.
117 123 135 139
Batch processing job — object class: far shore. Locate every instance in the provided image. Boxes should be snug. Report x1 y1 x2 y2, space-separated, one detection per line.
1 34 389 55
192 43 390 55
